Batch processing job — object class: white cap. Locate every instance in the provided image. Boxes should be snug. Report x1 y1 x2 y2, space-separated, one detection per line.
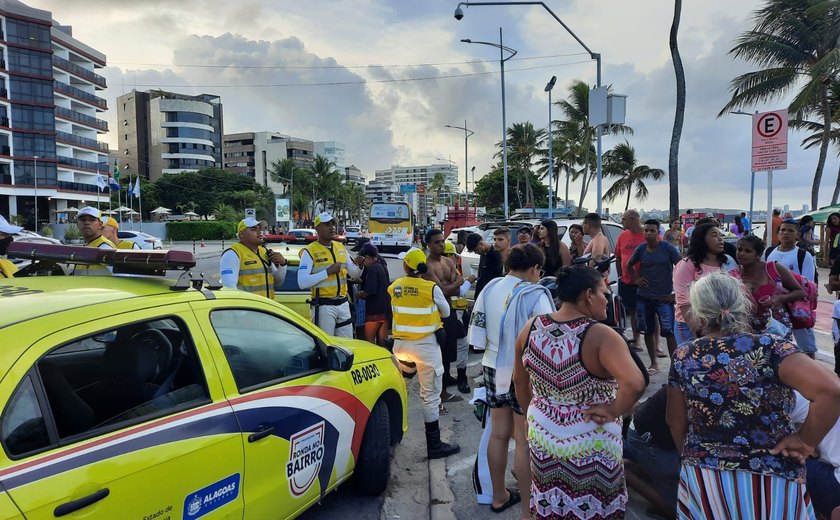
77 206 101 219
314 212 334 227
0 215 22 234
237 217 263 233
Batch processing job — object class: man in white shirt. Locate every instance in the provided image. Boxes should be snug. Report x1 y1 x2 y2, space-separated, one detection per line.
765 219 817 356
791 391 840 517
220 218 287 299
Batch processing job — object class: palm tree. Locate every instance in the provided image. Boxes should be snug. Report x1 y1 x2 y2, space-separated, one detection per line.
307 155 342 214
555 80 633 214
795 79 840 203
718 0 840 210
602 141 665 211
496 122 545 208
669 0 686 221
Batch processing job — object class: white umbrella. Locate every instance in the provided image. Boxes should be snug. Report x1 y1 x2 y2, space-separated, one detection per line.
184 211 199 217
64 207 79 212
150 206 171 214
114 206 132 212
126 210 140 215
101 209 115 215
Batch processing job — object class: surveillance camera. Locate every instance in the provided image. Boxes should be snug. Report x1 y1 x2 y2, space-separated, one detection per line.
454 6 464 20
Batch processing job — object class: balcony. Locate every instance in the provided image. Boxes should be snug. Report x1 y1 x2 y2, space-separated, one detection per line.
58 180 99 194
52 56 106 88
54 81 107 109
0 116 8 127
57 155 107 173
56 130 108 152
54 106 108 132
0 145 9 156
0 172 10 185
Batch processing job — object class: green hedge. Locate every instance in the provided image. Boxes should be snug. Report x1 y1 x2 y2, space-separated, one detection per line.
166 221 237 240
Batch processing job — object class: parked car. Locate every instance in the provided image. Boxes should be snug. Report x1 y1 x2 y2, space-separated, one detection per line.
264 229 346 244
13 230 61 246
344 226 362 243
458 218 623 287
117 230 163 249
0 244 407 519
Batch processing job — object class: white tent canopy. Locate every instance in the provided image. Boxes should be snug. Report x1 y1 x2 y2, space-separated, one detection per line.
150 206 171 214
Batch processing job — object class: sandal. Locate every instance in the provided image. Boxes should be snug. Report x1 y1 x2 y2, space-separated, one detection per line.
490 488 521 513
647 366 661 375
438 404 449 415
656 350 668 358
441 391 464 403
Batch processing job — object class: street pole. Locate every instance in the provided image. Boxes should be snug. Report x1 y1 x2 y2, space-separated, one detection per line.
33 156 38 231
595 56 603 215
500 27 509 220
749 171 755 232
463 119 469 199
548 88 552 218
767 170 773 240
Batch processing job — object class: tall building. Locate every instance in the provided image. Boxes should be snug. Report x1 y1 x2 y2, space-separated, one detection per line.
313 141 345 171
372 163 459 222
222 131 314 196
344 164 364 187
0 0 110 230
117 90 223 182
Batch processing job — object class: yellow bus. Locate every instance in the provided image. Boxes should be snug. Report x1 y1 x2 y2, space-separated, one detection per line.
368 202 414 252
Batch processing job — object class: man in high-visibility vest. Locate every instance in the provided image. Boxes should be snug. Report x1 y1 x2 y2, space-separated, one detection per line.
389 247 460 459
100 217 140 249
298 212 361 337
74 206 114 276
0 215 21 278
220 217 287 299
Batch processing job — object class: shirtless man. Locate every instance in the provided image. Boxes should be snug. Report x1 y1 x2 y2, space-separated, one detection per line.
424 229 465 406
583 212 611 262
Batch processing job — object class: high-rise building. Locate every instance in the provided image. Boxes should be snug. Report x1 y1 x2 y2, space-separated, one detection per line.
344 164 364 187
314 141 345 171
0 1 110 230
222 131 314 198
372 163 458 222
117 90 223 182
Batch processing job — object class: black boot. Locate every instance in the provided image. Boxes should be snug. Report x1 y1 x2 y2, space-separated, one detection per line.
456 368 470 394
441 362 456 387
425 420 460 459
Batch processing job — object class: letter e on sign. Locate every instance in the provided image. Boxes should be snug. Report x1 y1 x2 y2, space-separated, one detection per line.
751 110 788 172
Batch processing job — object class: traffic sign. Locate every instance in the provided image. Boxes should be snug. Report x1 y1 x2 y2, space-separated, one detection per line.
245 208 256 219
399 184 416 194
416 184 426 195
751 110 787 172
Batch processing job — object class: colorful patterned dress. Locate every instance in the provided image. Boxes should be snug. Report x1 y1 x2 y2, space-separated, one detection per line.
523 315 626 519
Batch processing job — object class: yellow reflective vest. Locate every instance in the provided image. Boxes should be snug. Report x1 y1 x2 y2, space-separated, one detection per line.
301 240 349 299
388 276 442 340
226 242 276 299
117 240 140 250
0 258 18 278
74 235 115 276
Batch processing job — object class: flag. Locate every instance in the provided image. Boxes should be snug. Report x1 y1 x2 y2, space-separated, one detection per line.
133 177 141 198
126 180 133 197
112 160 120 182
95 174 107 191
107 173 119 190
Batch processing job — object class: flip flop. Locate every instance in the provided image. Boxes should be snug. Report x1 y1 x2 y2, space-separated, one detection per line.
656 351 668 358
441 391 464 403
490 488 521 513
647 366 661 375
438 404 449 415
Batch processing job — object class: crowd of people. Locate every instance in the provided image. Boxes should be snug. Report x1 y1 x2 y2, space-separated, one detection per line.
4 205 840 520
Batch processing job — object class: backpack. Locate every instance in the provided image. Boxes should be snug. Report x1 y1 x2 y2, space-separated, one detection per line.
765 261 817 329
763 245 818 285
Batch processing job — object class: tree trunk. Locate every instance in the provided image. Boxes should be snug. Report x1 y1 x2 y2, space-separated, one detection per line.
625 183 632 211
812 88 831 210
577 147 591 215
668 0 685 222
832 162 840 205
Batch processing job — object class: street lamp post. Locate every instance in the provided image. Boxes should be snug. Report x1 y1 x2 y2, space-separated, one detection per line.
545 75 557 217
454 1 604 213
730 110 758 230
33 155 39 231
461 30 516 219
444 120 475 198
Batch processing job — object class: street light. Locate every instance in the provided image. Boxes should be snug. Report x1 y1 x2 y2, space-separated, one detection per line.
730 110 759 231
545 75 557 217
444 121 475 197
454 1 605 213
33 155 39 231
461 31 517 219
435 156 457 206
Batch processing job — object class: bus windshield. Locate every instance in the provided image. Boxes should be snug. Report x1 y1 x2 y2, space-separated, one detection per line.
370 203 411 222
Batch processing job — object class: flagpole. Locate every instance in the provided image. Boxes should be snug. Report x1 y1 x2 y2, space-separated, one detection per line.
127 168 133 230
137 178 143 231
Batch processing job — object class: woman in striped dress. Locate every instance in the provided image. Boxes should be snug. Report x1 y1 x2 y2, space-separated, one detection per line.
513 266 646 519
667 273 840 519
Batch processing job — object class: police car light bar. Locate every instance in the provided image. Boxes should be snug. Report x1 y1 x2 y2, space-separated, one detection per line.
7 243 196 274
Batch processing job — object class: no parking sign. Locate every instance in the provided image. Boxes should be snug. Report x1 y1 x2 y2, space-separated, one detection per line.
751 110 788 172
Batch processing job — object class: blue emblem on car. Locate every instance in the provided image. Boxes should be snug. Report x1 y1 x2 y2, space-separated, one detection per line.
183 473 240 519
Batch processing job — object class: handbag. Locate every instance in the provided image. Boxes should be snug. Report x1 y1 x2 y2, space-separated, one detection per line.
766 262 817 329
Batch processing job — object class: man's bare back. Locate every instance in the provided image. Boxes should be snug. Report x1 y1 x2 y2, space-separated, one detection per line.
584 232 610 259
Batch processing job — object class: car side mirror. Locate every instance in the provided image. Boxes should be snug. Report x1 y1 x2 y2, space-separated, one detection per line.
327 345 354 372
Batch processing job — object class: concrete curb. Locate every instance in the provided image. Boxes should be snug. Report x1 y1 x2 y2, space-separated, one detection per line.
428 458 456 520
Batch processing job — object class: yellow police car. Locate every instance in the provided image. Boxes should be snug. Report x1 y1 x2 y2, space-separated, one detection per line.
0 244 407 520
269 242 311 318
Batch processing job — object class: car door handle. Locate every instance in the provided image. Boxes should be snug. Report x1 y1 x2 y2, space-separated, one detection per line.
248 424 275 443
54 488 110 517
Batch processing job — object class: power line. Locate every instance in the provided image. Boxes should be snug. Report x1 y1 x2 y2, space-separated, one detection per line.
124 60 594 89
109 52 589 70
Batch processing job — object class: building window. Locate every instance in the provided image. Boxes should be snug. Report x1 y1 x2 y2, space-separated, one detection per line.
5 19 50 50
10 77 52 104
7 48 52 76
10 105 53 131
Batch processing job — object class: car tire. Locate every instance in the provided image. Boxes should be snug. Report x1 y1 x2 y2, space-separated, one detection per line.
353 399 391 496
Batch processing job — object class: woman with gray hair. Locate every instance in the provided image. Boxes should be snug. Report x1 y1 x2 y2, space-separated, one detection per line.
667 272 840 519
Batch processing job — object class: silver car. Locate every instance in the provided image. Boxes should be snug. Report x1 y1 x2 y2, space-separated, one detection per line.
116 230 163 249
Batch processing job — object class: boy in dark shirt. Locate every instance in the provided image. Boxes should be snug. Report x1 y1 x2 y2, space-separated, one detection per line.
466 233 502 299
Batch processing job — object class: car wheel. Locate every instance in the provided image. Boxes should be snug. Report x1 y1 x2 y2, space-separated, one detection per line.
353 399 391 495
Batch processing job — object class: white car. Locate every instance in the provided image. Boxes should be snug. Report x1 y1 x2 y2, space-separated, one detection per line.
344 226 362 243
13 230 62 245
458 218 623 287
117 230 163 249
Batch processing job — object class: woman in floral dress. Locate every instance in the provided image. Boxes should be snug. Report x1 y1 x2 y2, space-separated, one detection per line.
512 265 646 519
667 273 840 519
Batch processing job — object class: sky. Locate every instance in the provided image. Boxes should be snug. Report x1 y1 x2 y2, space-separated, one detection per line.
39 0 840 213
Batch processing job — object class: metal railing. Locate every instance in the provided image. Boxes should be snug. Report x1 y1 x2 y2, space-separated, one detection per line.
56 130 108 152
52 56 107 88
54 106 108 132
58 180 99 193
54 81 107 109
57 155 107 172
